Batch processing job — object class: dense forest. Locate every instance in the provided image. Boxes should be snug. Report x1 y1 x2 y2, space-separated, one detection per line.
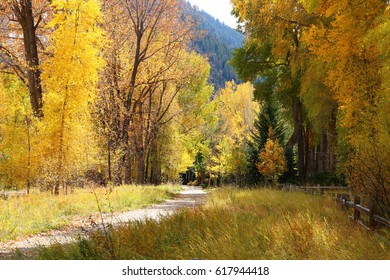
187 2 244 89
230 0 390 217
0 0 389 220
0 0 249 193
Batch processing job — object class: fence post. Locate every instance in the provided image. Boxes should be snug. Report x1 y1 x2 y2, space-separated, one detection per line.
369 200 377 230
342 194 350 210
337 193 342 208
353 196 361 220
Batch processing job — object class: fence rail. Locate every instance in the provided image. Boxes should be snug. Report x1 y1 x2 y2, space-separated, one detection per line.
284 185 389 231
285 185 350 196
336 194 390 230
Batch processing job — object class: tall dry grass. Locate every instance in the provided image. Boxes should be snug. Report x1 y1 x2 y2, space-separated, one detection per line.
0 184 180 241
36 188 389 260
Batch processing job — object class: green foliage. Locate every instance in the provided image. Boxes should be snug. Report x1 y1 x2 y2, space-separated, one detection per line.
230 41 274 87
36 188 389 260
206 82 258 186
186 2 244 89
246 99 287 185
306 172 346 187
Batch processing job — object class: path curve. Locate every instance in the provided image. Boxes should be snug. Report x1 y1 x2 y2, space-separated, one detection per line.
0 185 207 257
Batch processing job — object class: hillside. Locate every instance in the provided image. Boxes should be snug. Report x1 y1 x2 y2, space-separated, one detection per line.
185 2 244 90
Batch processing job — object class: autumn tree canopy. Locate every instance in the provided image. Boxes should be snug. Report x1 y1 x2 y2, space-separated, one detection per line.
0 0 388 219
232 0 389 216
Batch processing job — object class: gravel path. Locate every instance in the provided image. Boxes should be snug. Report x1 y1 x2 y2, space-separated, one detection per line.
0 185 207 258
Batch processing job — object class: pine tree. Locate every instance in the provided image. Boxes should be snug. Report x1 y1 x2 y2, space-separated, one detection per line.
245 99 287 185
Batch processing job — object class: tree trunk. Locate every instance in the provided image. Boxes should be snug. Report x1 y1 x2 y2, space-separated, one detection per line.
26 116 31 194
150 159 162 185
286 94 307 180
16 0 43 117
136 150 145 185
124 148 133 184
305 125 316 176
318 130 328 172
107 138 112 182
149 139 162 185
328 109 337 172
298 127 306 179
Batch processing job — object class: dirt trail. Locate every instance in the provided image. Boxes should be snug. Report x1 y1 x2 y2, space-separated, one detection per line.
0 185 207 257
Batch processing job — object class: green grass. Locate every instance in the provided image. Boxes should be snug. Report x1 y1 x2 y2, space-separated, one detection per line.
0 184 181 242
35 187 389 260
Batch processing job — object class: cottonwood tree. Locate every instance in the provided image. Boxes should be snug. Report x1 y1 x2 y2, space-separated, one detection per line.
232 0 388 214
97 0 203 185
231 0 338 179
302 0 389 216
0 0 50 117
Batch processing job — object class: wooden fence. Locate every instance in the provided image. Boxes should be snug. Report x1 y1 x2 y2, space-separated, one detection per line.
284 185 350 196
284 185 390 231
336 194 390 230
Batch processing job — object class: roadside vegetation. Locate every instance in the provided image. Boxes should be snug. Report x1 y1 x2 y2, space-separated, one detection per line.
35 188 389 260
0 185 180 242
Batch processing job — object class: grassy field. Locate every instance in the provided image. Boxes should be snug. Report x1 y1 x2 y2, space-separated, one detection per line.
0 184 181 242
36 187 389 260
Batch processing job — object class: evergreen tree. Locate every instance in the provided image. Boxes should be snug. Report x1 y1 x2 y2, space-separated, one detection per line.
185 2 244 89
245 99 288 185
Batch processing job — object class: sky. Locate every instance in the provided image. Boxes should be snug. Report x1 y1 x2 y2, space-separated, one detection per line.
187 0 237 29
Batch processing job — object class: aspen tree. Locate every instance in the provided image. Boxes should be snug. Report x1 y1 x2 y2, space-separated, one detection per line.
40 0 104 195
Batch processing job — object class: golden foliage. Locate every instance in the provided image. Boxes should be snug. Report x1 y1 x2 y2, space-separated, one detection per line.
39 0 105 193
302 0 389 214
0 75 36 189
303 0 386 135
209 82 258 183
256 129 287 183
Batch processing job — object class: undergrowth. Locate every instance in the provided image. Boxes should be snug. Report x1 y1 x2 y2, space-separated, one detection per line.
36 188 389 260
0 184 180 241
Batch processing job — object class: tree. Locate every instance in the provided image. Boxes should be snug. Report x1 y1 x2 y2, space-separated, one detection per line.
208 81 258 186
144 51 215 184
256 129 287 185
302 0 389 216
119 0 194 185
0 0 50 117
231 0 311 179
0 74 35 191
231 0 340 181
246 98 287 185
97 0 211 185
40 0 105 195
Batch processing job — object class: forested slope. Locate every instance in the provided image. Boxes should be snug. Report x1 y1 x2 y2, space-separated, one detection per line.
185 2 244 89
